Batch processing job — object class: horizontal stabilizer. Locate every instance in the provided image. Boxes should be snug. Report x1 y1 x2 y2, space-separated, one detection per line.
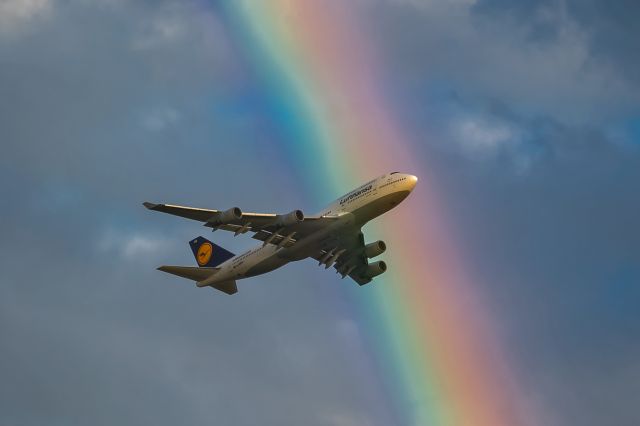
157 265 237 295
158 265 219 282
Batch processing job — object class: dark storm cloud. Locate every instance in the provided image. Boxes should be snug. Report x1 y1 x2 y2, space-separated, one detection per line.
436 128 640 426
473 0 640 84
389 88 640 424
356 1 640 425
2 1 638 425
0 2 394 425
363 0 640 125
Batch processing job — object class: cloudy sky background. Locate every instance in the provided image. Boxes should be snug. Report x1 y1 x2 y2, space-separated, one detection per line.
1 1 639 425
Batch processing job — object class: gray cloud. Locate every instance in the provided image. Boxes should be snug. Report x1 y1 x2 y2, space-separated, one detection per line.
0 0 53 37
365 0 639 125
473 0 640 84
0 2 395 425
1 1 638 425
358 2 640 424
408 113 640 425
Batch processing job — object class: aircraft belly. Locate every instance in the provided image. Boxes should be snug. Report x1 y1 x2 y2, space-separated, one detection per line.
351 190 411 223
244 256 289 277
198 266 234 285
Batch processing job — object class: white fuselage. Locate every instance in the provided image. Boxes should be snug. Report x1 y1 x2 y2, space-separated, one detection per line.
206 173 417 284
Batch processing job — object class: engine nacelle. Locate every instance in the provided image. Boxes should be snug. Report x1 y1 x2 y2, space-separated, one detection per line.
363 261 387 279
208 207 243 225
364 240 386 259
220 207 243 223
274 209 304 227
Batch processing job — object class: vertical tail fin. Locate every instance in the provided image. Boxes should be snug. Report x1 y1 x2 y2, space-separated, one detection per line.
189 236 235 267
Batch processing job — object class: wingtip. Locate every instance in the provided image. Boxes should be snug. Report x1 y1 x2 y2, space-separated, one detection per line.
157 265 169 272
143 201 158 210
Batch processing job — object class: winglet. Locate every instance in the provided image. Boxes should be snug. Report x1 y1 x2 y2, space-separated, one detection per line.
143 202 159 210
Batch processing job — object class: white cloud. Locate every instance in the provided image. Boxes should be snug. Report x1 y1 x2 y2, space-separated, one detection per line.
141 106 180 132
0 0 53 36
448 114 540 174
132 16 186 50
130 2 195 51
122 235 163 258
453 116 515 156
99 230 173 260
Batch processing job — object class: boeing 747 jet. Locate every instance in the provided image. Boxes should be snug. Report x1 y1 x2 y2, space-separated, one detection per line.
144 172 417 295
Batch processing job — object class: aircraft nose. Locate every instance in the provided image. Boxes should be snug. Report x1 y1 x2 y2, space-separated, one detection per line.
407 174 418 190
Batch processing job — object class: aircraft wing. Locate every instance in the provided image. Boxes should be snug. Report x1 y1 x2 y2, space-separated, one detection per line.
143 202 383 285
143 202 275 225
311 230 378 286
143 202 335 248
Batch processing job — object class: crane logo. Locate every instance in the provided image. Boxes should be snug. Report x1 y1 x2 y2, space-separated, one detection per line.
196 241 213 266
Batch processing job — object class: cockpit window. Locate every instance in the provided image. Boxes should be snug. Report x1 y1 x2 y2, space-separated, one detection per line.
390 171 399 175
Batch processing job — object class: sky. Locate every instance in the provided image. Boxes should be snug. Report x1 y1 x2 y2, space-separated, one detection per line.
1 1 639 425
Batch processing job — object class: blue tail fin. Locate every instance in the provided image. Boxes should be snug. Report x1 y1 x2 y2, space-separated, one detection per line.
189 236 235 267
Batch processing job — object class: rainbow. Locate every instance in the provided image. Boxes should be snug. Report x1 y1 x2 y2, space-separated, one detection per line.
215 2 535 425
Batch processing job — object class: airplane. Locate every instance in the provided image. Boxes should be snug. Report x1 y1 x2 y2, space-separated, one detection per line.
143 172 417 295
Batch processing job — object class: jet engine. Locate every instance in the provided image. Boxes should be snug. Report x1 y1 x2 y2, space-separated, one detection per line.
363 261 387 279
208 207 243 225
364 240 386 259
221 207 243 222
274 209 304 226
